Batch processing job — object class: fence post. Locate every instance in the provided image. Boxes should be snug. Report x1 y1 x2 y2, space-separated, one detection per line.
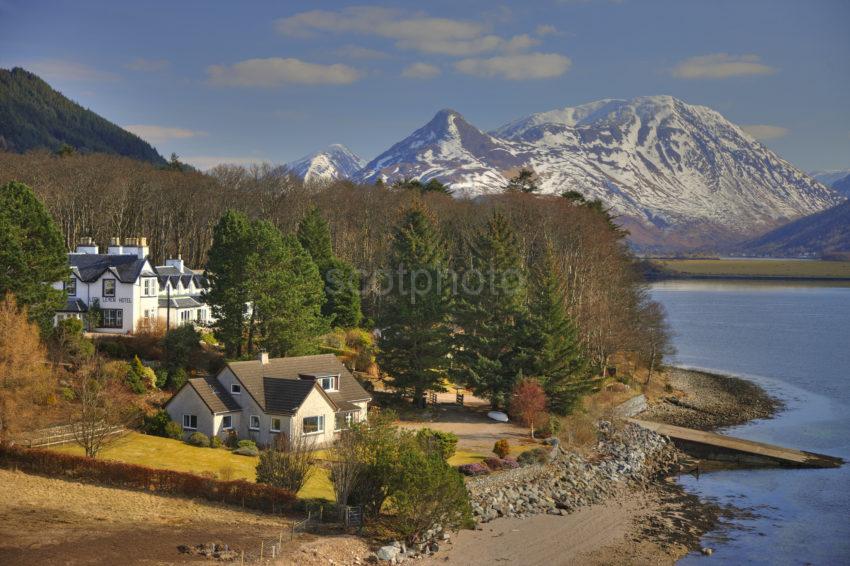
260 540 263 560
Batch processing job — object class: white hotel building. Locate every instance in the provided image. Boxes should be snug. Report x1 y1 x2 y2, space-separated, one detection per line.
54 237 213 334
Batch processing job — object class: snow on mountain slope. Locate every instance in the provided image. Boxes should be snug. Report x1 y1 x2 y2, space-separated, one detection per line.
810 169 850 187
497 96 841 238
354 109 528 196
287 144 364 183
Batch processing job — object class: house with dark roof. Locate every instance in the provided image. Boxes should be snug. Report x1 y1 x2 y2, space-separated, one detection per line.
53 237 213 333
164 353 372 446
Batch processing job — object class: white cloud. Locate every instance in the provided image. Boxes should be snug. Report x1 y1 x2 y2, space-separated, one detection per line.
740 124 789 140
275 7 538 56
402 62 441 79
206 57 360 87
125 58 170 72
672 54 776 79
123 125 206 143
535 24 558 36
182 155 269 171
20 58 117 82
455 52 572 80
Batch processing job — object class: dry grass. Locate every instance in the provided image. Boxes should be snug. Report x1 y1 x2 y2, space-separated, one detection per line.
653 258 850 279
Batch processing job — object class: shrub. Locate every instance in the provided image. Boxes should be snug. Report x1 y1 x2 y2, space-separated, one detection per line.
219 465 235 481
416 428 458 461
457 462 489 476
142 409 172 436
200 332 218 346
51 318 95 361
483 457 519 471
536 414 562 439
234 446 259 457
516 446 551 466
155 369 168 389
162 325 201 373
164 421 182 440
256 435 316 493
224 430 239 449
167 368 188 391
125 356 149 394
97 339 128 359
493 439 510 459
0 444 295 513
186 432 210 447
210 436 223 448
237 439 256 449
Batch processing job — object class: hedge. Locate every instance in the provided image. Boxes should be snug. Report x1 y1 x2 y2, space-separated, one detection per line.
0 444 296 514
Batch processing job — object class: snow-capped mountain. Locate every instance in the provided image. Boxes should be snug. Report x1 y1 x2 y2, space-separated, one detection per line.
811 169 850 197
354 97 841 246
355 109 527 193
287 144 364 183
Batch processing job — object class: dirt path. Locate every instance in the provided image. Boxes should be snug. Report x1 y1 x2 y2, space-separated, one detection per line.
421 488 685 566
0 469 369 565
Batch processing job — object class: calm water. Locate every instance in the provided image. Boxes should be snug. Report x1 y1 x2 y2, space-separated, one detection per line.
651 280 850 565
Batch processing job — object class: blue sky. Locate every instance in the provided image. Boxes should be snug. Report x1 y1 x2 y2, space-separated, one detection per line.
1 0 848 171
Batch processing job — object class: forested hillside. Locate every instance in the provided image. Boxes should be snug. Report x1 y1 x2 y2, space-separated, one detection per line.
0 150 662 378
0 67 165 164
745 199 850 256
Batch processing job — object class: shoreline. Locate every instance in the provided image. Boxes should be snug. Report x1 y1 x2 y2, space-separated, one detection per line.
425 367 782 566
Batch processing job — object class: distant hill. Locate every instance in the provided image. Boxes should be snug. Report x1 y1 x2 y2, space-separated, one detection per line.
745 199 850 256
0 67 165 164
831 173 850 198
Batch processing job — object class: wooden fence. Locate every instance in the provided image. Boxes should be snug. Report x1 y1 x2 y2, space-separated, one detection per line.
17 423 125 448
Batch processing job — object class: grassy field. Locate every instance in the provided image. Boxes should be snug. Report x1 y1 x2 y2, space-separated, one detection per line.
652 258 850 279
53 432 335 500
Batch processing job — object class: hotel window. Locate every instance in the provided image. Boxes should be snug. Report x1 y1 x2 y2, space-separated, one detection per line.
101 309 123 328
65 278 76 296
231 383 241 394
271 418 281 432
143 278 156 296
302 415 324 435
249 415 260 430
318 375 338 391
180 310 191 322
182 414 197 430
222 415 233 430
102 278 116 297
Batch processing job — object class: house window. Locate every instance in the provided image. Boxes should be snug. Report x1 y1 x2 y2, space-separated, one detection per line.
143 278 156 296
183 414 197 430
222 415 233 430
196 309 205 323
271 418 281 432
103 278 116 297
65 278 76 296
334 412 353 431
249 415 260 430
231 384 241 394
180 310 191 323
318 376 338 391
101 309 123 328
302 415 324 435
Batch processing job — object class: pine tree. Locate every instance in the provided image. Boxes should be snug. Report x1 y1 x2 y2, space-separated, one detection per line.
451 211 531 408
377 203 453 406
505 168 539 193
0 181 68 334
527 243 592 414
204 210 252 357
248 224 327 357
297 206 362 328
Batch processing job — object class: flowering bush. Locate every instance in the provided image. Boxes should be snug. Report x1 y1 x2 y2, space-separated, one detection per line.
516 446 551 466
483 457 520 471
457 462 489 476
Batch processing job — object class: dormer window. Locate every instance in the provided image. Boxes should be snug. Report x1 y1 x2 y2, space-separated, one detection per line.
103 278 116 297
318 375 339 392
231 383 241 394
65 278 76 297
143 278 156 297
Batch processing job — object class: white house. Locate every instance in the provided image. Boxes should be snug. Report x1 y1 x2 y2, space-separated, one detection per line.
155 256 211 329
54 237 213 333
164 353 372 447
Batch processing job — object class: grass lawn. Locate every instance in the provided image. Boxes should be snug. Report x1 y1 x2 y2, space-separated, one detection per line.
52 432 335 500
652 258 850 279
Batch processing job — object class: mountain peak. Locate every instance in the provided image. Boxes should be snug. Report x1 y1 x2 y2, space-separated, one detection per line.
286 143 364 183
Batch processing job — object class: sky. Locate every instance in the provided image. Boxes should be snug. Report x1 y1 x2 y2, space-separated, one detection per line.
1 0 849 172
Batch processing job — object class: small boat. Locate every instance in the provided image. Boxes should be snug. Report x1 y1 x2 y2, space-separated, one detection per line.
487 411 509 423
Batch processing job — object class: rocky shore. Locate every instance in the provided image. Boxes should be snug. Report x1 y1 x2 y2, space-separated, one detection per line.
642 367 782 430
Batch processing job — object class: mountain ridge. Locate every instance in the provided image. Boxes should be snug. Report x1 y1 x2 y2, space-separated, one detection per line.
286 143 364 183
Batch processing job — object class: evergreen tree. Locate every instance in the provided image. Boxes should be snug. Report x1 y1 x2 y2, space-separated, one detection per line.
527 244 592 414
204 210 252 357
451 211 531 408
0 181 68 334
297 206 362 328
505 168 539 193
377 203 453 406
248 224 327 357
